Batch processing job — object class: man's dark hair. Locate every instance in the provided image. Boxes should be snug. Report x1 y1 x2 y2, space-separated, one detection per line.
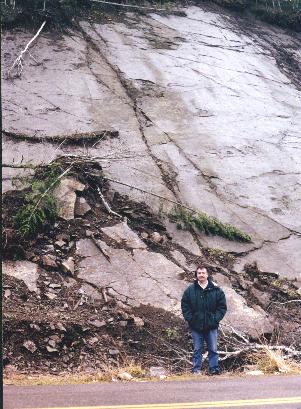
194 265 208 278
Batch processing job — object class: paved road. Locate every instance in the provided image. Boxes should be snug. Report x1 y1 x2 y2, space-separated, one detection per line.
4 375 301 409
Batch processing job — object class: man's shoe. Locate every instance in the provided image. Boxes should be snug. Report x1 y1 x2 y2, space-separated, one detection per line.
192 371 202 375
209 368 221 376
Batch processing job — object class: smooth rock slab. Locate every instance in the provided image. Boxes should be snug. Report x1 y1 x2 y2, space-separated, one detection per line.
221 287 273 338
3 260 40 293
213 273 273 338
234 235 301 285
170 249 188 269
96 9 300 277
76 239 272 336
76 238 185 313
165 221 201 256
101 222 147 249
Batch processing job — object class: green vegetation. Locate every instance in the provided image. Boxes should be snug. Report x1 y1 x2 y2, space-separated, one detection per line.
271 278 300 298
169 206 252 242
2 1 300 31
165 327 180 340
0 0 173 29
11 156 104 238
14 163 63 237
207 0 301 31
1 0 91 29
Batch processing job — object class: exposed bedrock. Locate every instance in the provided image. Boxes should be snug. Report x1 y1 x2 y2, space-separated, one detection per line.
2 5 301 282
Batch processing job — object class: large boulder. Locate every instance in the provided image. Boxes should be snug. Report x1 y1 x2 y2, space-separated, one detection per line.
53 177 85 220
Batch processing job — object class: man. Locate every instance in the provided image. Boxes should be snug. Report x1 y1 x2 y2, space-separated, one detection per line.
181 266 227 375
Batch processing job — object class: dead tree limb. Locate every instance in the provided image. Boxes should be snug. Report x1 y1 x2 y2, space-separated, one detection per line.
104 176 200 214
97 187 123 219
269 299 301 306
7 21 47 79
2 129 118 144
219 324 301 361
90 0 165 11
101 288 108 303
2 163 37 169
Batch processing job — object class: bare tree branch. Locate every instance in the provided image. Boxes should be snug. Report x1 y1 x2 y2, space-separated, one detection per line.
6 21 47 79
104 176 197 213
2 129 118 144
2 163 37 169
269 300 301 306
97 187 123 219
90 0 165 11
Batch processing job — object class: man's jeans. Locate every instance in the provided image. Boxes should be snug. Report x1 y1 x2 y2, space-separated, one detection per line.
191 329 219 373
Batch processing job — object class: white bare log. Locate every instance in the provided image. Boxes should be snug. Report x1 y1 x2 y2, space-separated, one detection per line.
7 21 46 79
90 0 164 11
97 187 123 219
221 323 251 344
219 324 301 361
270 299 301 306
219 344 301 361
101 288 108 303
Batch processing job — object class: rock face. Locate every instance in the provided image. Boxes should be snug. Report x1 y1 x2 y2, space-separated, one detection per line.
234 235 301 286
222 287 273 338
165 221 202 256
76 237 186 314
3 6 300 281
213 273 273 337
3 261 40 293
101 222 147 249
2 2 301 352
74 224 274 336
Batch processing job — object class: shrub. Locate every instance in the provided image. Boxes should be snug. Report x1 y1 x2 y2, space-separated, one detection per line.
14 163 63 237
1 0 92 29
169 206 252 242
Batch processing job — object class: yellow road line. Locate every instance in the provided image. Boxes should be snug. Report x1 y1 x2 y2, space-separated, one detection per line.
27 396 301 409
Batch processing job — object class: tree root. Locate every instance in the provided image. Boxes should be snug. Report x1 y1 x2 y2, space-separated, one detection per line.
2 130 119 145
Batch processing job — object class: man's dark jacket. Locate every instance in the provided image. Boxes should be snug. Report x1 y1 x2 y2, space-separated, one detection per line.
181 280 227 332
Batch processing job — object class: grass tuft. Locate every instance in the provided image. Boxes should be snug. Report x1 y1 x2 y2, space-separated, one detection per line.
251 346 301 374
169 206 252 242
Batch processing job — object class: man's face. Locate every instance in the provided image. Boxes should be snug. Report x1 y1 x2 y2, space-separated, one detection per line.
196 268 208 283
